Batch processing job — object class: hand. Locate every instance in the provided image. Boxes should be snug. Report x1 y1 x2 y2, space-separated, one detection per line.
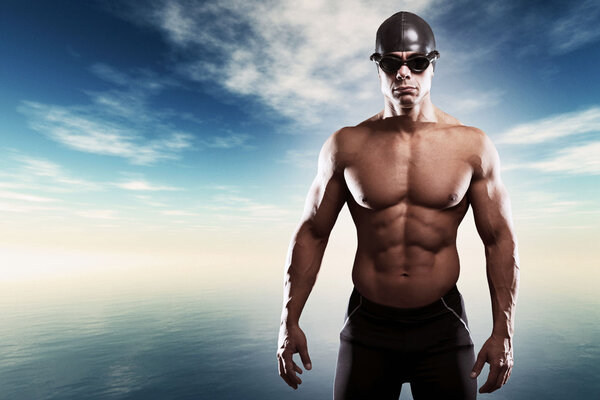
277 323 312 390
471 334 514 393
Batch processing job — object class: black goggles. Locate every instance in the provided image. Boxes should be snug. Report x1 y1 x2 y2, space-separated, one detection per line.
369 51 440 73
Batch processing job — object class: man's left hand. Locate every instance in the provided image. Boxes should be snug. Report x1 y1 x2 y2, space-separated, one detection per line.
470 335 514 393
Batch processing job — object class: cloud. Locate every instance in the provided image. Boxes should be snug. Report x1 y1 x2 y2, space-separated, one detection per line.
511 190 585 220
87 63 181 124
0 190 57 203
14 155 102 191
498 106 600 144
277 149 319 169
134 195 167 207
548 0 600 54
109 0 600 130
115 180 180 191
439 90 503 114
160 209 199 216
76 209 119 219
20 60 250 162
530 141 600 175
20 101 194 165
0 202 62 214
202 192 292 222
200 133 254 149
129 0 436 127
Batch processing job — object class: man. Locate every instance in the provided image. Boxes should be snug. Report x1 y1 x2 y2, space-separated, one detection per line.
277 11 519 399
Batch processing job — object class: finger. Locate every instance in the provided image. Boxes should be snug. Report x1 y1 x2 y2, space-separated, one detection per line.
479 365 501 393
278 356 296 389
293 361 303 374
470 351 486 378
283 356 302 387
501 365 512 386
494 365 507 391
298 343 312 370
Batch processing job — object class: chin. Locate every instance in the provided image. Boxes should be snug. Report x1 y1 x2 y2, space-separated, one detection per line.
398 98 419 108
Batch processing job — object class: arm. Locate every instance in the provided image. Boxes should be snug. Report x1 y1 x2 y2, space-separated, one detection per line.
277 133 347 390
467 134 520 394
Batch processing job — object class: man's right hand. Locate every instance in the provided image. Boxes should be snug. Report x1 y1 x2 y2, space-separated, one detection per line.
277 323 312 389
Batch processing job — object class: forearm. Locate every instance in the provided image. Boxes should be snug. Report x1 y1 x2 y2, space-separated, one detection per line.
485 236 520 338
280 224 329 327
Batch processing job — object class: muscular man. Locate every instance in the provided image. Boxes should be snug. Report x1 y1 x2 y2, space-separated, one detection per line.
277 11 519 399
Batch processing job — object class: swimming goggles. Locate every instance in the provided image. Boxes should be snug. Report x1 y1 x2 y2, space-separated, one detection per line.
369 51 440 73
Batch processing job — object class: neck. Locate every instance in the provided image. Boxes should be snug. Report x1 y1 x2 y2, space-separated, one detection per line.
382 94 437 122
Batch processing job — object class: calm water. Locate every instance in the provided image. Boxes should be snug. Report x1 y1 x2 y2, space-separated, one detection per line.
1 282 598 400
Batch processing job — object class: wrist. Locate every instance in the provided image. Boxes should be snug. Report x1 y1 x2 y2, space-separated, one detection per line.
491 330 513 340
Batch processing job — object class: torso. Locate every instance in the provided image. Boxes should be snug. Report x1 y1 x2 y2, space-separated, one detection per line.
335 112 484 307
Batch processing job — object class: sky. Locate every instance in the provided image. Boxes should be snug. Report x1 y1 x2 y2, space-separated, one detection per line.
1 0 599 303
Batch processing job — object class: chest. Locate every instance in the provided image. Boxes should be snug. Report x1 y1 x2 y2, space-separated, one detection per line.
343 136 473 210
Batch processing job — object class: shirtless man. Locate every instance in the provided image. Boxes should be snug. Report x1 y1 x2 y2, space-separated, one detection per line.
277 11 520 399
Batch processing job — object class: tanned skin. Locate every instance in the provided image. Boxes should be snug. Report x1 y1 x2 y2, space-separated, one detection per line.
277 51 520 394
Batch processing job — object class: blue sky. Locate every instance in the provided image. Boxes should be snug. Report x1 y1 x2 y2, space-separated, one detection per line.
1 0 599 283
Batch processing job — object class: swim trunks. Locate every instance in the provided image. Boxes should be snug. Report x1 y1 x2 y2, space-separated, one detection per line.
333 285 477 399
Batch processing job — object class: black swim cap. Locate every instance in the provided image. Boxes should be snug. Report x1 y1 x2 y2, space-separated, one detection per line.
374 11 437 55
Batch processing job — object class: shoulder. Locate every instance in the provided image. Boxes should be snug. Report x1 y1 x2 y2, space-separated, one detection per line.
434 107 462 125
453 126 500 179
320 124 368 169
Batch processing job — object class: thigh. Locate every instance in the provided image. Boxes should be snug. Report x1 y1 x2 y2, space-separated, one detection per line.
333 338 402 400
409 344 477 400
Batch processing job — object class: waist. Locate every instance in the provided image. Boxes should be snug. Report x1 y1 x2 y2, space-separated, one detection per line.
349 284 462 321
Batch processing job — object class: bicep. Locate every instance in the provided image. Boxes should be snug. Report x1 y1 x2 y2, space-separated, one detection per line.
298 138 347 238
468 175 514 246
467 136 515 246
300 171 347 238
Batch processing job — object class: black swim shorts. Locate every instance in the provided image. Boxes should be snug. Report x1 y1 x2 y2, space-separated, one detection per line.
334 285 477 399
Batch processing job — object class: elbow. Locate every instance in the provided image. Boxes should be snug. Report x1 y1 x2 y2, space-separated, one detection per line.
299 219 331 243
481 224 517 248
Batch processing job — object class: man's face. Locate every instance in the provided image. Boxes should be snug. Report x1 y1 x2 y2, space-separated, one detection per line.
378 51 434 109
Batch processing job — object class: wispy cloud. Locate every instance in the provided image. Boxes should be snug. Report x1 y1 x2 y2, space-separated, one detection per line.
76 209 119 220
498 106 600 144
203 192 292 222
439 90 504 114
160 209 199 216
134 195 167 207
530 141 600 175
548 0 600 54
502 140 600 176
20 60 251 162
87 63 183 124
20 101 194 165
0 190 57 203
200 133 254 149
0 202 62 214
13 155 102 191
277 149 318 169
115 180 180 191
511 190 585 219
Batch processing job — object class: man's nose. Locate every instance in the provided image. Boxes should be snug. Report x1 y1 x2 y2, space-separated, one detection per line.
396 64 411 80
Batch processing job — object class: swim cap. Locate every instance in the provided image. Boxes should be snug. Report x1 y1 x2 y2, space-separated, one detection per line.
374 11 437 55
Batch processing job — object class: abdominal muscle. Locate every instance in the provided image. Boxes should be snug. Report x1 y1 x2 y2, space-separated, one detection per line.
349 201 465 308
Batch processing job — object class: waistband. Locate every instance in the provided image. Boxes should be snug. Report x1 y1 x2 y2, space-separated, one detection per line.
351 285 462 321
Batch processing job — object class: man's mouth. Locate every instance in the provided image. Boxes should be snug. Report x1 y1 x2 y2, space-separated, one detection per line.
393 86 416 93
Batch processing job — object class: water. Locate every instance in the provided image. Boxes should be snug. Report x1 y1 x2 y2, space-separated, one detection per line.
1 282 598 399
